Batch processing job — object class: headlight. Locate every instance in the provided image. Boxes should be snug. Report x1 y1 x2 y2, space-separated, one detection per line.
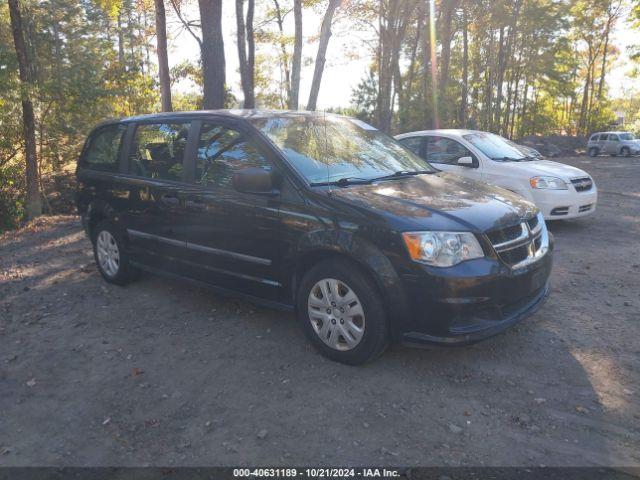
530 176 567 190
402 231 484 267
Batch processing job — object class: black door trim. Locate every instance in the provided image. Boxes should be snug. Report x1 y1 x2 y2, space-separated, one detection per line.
126 229 272 266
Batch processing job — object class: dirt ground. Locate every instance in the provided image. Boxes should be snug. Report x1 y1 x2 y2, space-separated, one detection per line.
1 156 639 468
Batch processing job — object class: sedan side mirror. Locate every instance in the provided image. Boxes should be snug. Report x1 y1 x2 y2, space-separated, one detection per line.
457 156 475 167
233 167 277 194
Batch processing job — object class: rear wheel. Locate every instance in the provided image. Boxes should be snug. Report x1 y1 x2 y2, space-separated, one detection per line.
621 147 631 157
92 220 139 285
296 259 388 365
588 147 598 157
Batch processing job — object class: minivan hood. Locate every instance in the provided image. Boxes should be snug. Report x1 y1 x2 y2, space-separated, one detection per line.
328 173 536 232
501 159 589 180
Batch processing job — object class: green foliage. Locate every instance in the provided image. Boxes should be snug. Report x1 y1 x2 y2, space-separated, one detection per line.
0 161 26 232
1 0 161 228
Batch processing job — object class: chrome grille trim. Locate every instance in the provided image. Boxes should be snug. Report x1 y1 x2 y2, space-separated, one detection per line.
492 223 528 250
486 212 549 269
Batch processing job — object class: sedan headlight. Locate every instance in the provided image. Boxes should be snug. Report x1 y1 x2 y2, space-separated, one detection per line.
402 231 484 267
530 176 567 190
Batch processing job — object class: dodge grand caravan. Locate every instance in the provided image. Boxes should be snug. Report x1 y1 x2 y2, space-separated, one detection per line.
77 110 553 365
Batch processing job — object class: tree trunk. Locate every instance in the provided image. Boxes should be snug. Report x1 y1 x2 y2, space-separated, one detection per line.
117 11 125 65
438 0 458 105
8 0 42 219
597 21 611 101
199 0 226 109
236 0 255 108
459 4 468 127
492 26 505 131
273 0 291 108
578 60 591 134
246 0 255 108
154 0 172 111
289 0 303 110
307 0 342 111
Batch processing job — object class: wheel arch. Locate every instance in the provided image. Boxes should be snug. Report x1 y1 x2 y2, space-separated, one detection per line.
289 232 409 336
85 200 119 242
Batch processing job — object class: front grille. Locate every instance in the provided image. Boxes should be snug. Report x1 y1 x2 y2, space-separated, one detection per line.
579 203 593 213
486 214 547 269
571 177 593 192
486 224 523 245
499 244 529 265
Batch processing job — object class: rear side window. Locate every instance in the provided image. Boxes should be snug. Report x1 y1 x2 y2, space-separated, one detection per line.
130 123 190 181
83 124 126 172
195 123 271 189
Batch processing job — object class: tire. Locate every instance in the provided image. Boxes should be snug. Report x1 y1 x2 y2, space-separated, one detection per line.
296 259 389 365
621 147 630 157
92 219 139 286
588 147 598 157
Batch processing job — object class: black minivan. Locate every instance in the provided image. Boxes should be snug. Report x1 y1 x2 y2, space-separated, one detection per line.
77 110 552 364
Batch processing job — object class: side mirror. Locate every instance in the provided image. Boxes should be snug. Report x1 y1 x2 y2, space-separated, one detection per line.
457 156 475 167
233 167 276 194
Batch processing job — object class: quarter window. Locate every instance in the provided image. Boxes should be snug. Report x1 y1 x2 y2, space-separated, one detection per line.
425 137 472 165
130 123 190 181
195 123 271 188
83 124 126 172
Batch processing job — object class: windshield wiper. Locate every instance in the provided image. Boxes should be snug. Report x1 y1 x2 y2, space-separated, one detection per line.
309 177 373 187
309 170 434 187
368 170 434 182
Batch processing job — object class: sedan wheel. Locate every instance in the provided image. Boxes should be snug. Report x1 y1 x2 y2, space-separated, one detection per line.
96 230 120 278
308 278 365 351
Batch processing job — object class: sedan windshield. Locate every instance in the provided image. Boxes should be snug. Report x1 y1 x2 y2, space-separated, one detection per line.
249 113 435 184
620 133 636 141
463 132 532 161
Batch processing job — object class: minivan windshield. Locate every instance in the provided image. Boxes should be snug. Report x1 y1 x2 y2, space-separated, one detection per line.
619 133 635 141
250 114 435 184
463 132 533 162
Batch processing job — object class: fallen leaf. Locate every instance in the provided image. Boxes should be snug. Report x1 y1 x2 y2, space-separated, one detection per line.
575 405 588 414
131 367 144 376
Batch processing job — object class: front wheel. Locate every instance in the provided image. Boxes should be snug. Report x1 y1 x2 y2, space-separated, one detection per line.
621 147 630 157
296 259 389 365
588 147 598 157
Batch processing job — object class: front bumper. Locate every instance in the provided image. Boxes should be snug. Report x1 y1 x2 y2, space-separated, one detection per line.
534 187 598 220
396 249 553 346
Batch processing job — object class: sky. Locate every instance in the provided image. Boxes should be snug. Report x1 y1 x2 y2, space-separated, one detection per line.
165 1 639 111
166 1 369 109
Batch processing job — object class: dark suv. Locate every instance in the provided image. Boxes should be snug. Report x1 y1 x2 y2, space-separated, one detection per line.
77 110 553 364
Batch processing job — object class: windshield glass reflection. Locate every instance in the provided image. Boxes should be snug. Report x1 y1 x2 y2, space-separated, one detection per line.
250 113 435 184
463 132 531 161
